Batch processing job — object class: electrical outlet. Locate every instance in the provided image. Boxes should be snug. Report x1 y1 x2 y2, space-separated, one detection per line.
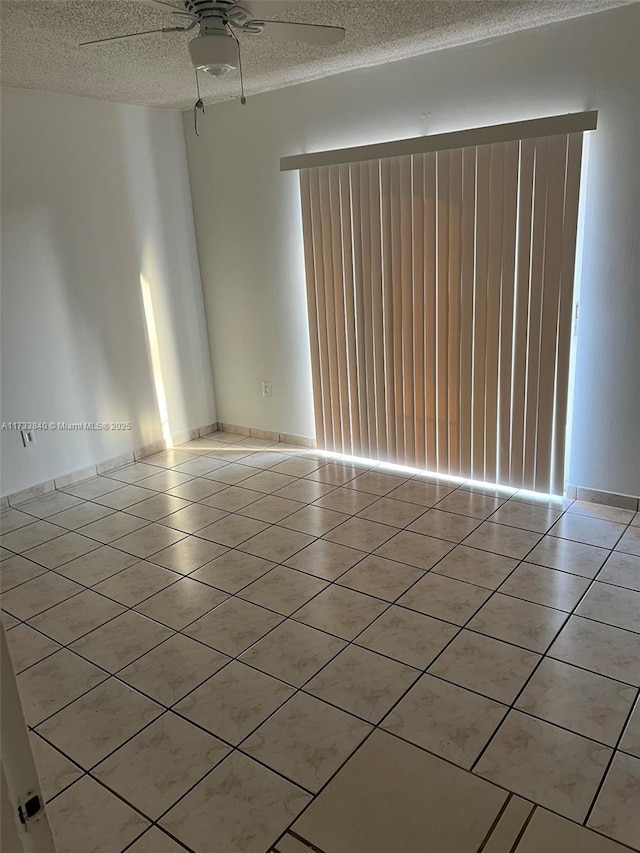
21 430 35 447
261 380 272 398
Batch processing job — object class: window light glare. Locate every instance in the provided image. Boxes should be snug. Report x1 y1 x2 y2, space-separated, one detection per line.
315 449 564 499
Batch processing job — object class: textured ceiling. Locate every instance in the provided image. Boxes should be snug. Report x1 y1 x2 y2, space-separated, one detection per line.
0 0 633 109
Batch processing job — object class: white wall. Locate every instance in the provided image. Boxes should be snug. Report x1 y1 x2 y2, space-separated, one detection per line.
184 4 640 496
1 89 216 495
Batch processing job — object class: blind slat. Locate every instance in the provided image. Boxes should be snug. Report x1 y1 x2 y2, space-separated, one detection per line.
308 168 334 445
299 170 325 445
412 154 427 469
349 164 368 455
368 162 387 458
459 147 476 475
318 170 343 451
485 143 506 484
498 141 520 485
509 140 535 487
535 135 569 489
472 145 491 481
424 152 438 469
436 150 450 472
339 164 360 456
380 159 396 460
523 137 550 486
390 158 405 461
400 155 415 465
328 166 351 454
552 133 584 495
447 148 463 474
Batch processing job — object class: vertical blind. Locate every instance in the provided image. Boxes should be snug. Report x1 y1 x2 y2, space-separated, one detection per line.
299 130 584 494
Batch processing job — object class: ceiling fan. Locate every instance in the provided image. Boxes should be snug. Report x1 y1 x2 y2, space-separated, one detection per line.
80 0 346 79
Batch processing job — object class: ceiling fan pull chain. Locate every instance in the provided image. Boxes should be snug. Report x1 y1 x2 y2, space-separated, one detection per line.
238 39 247 105
227 25 247 105
193 69 205 136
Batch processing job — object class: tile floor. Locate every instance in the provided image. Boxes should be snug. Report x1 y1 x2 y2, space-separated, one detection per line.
1 431 639 853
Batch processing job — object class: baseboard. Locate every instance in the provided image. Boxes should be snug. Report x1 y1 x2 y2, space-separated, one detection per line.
220 423 316 449
565 484 639 511
2 421 220 507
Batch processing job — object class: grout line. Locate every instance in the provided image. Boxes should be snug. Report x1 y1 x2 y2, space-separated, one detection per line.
119 824 193 853
582 682 640 828
508 804 537 853
476 792 514 853
280 829 329 853
251 726 381 851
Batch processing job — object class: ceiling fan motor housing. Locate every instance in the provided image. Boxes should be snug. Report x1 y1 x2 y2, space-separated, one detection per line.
189 32 239 76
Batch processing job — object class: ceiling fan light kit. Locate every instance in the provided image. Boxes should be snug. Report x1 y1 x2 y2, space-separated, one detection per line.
189 32 239 76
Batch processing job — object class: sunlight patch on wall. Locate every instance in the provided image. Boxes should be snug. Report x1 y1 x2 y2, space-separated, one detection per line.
140 273 173 448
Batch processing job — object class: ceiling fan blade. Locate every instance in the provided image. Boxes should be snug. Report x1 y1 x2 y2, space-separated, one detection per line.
79 26 189 46
249 20 345 45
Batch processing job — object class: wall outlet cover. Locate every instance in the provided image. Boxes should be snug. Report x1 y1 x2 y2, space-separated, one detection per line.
20 430 35 447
